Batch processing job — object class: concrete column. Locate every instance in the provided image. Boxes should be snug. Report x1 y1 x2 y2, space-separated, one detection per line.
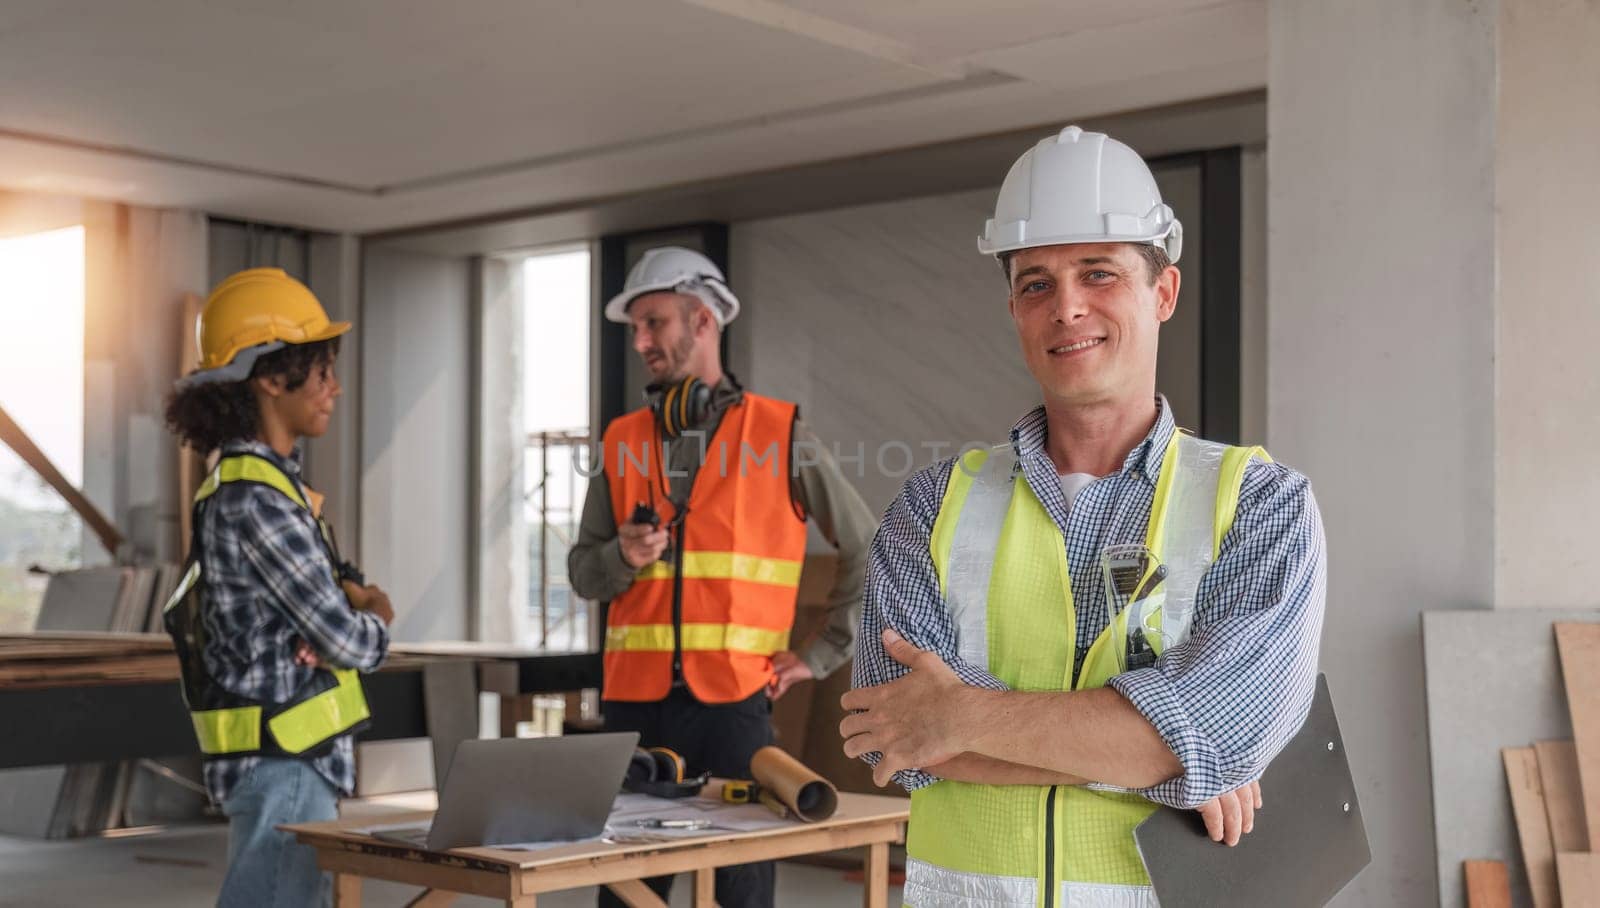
1268 1 1497 904
360 246 473 643
475 256 529 644
1493 0 1600 609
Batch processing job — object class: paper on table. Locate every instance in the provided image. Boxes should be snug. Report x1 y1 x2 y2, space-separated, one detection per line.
603 793 793 837
353 793 792 852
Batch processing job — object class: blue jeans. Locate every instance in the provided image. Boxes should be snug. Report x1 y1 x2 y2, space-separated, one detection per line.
219 758 339 907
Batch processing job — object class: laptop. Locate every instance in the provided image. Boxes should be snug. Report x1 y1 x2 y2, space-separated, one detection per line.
373 732 638 851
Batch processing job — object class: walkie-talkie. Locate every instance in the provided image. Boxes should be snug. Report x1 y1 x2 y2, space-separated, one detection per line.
629 501 661 529
629 501 672 563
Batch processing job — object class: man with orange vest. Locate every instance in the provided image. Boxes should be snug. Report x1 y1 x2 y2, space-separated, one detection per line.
569 246 877 908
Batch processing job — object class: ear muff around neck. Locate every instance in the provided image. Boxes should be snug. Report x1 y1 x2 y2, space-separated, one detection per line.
649 376 712 439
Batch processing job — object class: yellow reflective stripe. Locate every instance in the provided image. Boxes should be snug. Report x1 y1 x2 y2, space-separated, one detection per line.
195 455 308 511
604 623 790 655
930 447 989 597
192 706 262 754
266 669 370 754
606 624 675 652
633 552 802 586
162 561 202 614
1214 445 1269 556
686 623 789 653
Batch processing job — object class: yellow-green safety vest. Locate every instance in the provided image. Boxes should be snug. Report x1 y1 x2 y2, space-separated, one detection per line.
904 431 1267 908
162 454 371 758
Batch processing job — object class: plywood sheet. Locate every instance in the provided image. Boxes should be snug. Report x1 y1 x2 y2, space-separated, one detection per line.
1535 739 1590 853
1556 852 1600 908
1464 860 1510 908
1554 622 1600 849
1502 747 1557 908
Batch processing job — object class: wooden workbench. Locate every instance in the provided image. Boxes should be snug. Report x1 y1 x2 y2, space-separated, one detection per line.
284 790 909 907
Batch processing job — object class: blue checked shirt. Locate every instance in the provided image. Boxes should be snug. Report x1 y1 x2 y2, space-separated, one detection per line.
197 440 389 805
852 397 1326 809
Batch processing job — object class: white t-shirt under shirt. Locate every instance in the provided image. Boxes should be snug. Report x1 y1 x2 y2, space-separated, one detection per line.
1058 472 1099 514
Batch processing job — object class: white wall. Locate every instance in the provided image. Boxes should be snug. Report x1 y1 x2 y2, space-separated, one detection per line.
1268 1 1499 905
361 246 473 643
731 187 1038 516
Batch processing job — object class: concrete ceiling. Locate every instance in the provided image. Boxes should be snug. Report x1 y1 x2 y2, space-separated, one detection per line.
0 0 1265 234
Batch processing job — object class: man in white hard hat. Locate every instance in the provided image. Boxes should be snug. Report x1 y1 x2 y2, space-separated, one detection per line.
570 247 876 908
840 126 1326 907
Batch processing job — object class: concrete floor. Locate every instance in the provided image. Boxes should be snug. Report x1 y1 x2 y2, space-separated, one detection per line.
0 808 903 907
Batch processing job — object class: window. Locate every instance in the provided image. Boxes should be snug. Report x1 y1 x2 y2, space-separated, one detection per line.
0 225 86 631
522 247 592 650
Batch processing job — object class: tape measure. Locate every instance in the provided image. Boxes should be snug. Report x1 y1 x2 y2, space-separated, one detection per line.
721 780 790 818
721 780 762 804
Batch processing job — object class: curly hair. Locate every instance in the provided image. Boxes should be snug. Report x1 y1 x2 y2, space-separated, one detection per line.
164 337 341 454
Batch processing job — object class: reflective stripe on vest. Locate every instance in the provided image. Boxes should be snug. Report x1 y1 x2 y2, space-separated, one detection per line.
266 668 371 754
631 551 803 586
605 623 790 655
195 453 308 510
909 431 1266 906
178 455 372 757
904 860 1158 908
188 668 369 756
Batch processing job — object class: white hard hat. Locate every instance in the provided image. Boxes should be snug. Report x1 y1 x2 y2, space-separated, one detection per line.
603 246 741 327
978 125 1182 263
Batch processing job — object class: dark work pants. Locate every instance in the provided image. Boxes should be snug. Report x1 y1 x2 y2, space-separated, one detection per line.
599 686 775 908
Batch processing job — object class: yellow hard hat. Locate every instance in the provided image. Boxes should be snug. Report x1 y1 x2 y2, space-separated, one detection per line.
191 268 350 378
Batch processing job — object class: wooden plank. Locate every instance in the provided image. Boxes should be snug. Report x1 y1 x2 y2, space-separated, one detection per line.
0 403 125 555
864 841 889 908
693 867 716 907
604 879 669 908
1554 623 1600 847
316 848 512 900
1536 739 1591 852
1557 852 1600 908
1463 860 1511 908
1503 748 1558 908
518 820 904 894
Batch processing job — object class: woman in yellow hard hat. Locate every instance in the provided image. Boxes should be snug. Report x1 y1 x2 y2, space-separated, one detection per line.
163 267 393 908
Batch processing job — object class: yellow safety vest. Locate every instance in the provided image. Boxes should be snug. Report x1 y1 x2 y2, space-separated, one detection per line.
162 454 371 758
905 431 1267 908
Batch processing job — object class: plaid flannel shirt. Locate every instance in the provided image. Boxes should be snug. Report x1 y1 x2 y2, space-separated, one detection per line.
197 440 389 804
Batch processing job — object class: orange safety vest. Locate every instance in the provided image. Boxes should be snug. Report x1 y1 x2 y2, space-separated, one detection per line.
601 393 807 703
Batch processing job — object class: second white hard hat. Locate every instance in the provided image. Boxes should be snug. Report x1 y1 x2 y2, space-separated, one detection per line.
978 125 1182 263
603 247 741 326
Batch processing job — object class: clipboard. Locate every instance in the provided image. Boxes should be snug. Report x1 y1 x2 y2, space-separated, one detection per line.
1134 674 1370 907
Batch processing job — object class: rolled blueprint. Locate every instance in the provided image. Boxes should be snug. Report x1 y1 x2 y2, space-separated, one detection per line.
749 745 839 822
